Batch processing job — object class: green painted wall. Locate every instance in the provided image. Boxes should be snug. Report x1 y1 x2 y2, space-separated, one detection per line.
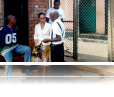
79 0 96 33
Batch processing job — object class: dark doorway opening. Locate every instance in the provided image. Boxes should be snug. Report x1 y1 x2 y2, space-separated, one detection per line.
4 0 29 46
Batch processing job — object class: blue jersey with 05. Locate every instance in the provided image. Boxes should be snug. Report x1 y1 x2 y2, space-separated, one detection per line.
0 25 18 48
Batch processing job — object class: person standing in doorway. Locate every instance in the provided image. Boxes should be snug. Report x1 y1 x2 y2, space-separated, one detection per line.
46 0 65 25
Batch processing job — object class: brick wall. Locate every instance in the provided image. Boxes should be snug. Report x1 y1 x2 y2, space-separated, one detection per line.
28 0 49 51
0 0 4 28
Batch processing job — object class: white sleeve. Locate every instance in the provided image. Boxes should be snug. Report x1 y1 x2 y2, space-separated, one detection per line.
49 25 52 39
34 25 38 40
61 9 65 18
46 9 50 18
53 23 62 36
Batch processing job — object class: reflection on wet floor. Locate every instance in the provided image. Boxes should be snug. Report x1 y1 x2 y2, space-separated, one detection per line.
22 67 100 85
0 65 114 84
0 65 26 85
65 67 99 85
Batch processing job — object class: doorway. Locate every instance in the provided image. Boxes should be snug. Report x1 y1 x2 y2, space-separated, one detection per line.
4 0 29 46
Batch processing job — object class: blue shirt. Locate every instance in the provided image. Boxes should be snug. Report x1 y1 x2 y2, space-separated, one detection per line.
0 25 19 56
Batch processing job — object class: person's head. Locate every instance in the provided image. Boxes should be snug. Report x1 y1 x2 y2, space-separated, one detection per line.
50 10 59 22
54 0 60 9
38 12 46 23
7 14 16 25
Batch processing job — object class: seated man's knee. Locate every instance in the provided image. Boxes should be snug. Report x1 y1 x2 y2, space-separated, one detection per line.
25 46 31 52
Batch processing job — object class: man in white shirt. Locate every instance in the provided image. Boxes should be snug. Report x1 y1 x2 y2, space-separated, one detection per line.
46 0 65 25
42 10 65 62
43 10 65 85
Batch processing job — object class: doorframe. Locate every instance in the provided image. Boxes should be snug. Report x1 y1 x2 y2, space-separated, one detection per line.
26 0 29 46
4 0 29 46
4 0 7 25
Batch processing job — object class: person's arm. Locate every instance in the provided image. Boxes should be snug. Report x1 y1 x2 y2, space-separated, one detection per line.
0 27 4 50
16 26 21 44
0 28 3 47
61 9 65 22
42 23 62 43
0 28 2 41
61 18 63 22
34 25 39 44
42 34 61 43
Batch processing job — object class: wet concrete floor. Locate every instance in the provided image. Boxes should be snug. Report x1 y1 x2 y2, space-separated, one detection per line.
0 65 104 85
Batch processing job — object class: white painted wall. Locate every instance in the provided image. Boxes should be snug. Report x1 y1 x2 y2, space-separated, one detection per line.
60 0 73 31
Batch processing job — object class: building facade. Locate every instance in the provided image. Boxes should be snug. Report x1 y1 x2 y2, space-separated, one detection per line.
0 0 48 52
1 0 114 62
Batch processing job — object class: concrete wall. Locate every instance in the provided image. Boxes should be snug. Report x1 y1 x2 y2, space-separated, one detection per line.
96 0 105 34
60 0 73 31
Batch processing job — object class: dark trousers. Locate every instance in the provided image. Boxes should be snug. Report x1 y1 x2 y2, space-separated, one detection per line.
51 44 65 85
51 43 64 62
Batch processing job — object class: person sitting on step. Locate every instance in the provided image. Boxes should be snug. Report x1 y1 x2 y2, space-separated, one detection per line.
0 14 33 82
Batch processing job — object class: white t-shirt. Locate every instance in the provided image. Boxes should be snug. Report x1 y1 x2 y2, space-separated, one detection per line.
46 7 65 25
51 19 65 44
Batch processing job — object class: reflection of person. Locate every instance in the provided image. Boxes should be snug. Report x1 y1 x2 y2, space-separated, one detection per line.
43 10 65 85
46 0 65 24
0 14 32 82
31 12 52 62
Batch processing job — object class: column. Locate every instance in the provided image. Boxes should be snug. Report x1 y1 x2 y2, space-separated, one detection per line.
96 0 105 34
108 0 114 61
